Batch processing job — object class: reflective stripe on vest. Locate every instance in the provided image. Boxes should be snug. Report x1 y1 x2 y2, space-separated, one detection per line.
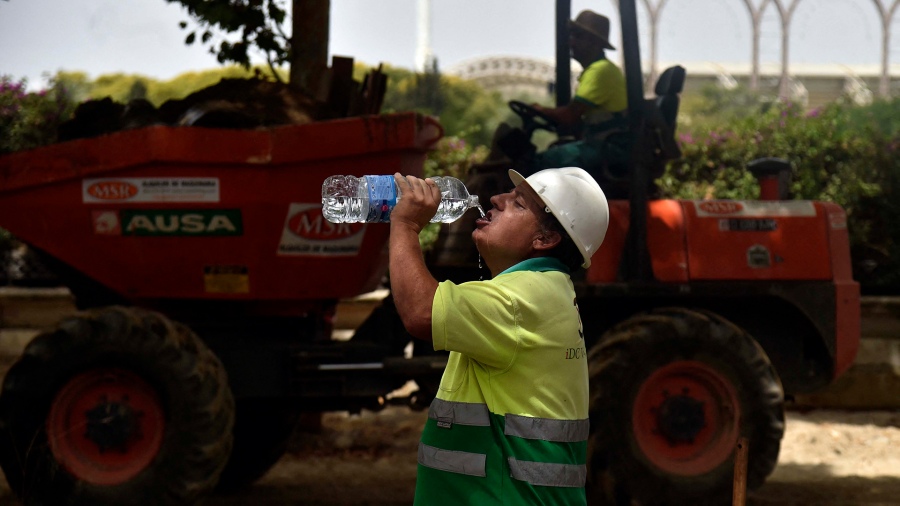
424 399 588 486
419 442 487 477
504 414 590 443
428 398 491 427
508 458 587 488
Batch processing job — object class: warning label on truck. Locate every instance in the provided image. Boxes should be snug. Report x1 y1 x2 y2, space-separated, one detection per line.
277 203 365 256
204 265 250 294
82 178 220 203
718 218 778 232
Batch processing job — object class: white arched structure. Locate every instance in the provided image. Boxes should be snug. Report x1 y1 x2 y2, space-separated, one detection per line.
447 56 581 101
446 56 896 107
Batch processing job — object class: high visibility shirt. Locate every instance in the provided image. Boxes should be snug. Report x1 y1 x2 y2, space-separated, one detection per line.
415 257 589 506
574 58 627 114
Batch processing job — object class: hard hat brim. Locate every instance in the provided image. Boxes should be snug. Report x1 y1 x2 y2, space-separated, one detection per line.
508 169 526 188
509 169 551 214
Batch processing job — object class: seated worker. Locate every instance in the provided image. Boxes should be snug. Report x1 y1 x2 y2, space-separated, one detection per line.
428 10 626 273
498 10 630 190
532 9 627 142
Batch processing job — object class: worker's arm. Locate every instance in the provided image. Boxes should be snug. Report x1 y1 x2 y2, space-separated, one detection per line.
532 100 592 130
389 173 441 341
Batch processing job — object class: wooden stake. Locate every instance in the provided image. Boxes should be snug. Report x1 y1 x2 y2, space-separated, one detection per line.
733 437 750 506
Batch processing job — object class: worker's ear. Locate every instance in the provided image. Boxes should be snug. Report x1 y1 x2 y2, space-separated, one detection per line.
533 230 562 251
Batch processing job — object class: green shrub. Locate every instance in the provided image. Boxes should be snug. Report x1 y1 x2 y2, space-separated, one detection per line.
0 76 78 154
418 135 489 250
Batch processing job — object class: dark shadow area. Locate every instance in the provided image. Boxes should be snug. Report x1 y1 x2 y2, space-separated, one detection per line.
209 454 416 506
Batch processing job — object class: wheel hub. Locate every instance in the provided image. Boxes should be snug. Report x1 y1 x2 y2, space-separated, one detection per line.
83 395 145 454
656 391 706 444
47 369 165 485
632 360 740 476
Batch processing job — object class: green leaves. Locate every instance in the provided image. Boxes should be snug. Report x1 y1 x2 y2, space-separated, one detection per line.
418 135 490 251
0 75 78 154
380 65 508 148
168 0 292 78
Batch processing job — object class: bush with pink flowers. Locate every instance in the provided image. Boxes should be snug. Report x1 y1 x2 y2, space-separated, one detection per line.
0 76 77 154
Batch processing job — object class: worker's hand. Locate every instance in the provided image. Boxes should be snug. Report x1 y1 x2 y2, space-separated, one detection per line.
391 173 440 233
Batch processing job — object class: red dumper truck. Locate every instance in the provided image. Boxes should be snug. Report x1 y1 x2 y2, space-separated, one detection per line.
0 112 445 505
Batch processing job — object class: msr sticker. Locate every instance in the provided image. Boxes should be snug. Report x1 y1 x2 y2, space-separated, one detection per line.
277 203 365 256
697 201 744 215
747 244 771 268
121 209 242 236
92 210 122 235
204 265 249 294
83 178 220 203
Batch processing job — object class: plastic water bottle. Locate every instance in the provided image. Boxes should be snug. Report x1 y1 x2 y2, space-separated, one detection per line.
322 175 481 224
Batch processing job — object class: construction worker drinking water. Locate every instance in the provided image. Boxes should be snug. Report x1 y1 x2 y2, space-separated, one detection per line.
389 167 609 505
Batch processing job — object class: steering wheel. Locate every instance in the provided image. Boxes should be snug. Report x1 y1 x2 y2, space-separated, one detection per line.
508 100 558 136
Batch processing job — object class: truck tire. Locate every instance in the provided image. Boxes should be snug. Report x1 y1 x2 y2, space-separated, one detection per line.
0 306 235 506
585 307 784 506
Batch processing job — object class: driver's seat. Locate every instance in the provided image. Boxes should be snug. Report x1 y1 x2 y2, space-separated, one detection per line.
593 65 685 198
646 65 686 162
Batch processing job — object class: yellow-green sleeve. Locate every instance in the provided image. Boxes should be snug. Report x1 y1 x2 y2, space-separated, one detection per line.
431 280 519 371
574 59 627 113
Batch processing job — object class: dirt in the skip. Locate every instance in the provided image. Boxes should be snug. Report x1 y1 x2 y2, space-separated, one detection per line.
56 77 324 144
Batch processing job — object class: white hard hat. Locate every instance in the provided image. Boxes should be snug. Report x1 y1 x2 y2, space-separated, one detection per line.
509 167 609 268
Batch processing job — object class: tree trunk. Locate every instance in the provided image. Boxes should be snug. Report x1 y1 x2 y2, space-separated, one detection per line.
291 0 331 96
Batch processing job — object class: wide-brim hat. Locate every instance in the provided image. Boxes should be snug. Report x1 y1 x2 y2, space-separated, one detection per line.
569 10 615 50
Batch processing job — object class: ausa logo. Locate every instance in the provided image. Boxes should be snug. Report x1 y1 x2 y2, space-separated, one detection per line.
121 209 242 236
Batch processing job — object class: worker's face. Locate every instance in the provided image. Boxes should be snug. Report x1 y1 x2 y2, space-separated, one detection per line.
472 183 548 273
569 28 597 62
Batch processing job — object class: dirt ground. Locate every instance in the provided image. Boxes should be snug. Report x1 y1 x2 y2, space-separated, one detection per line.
0 332 898 505
200 407 900 506
0 406 897 506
